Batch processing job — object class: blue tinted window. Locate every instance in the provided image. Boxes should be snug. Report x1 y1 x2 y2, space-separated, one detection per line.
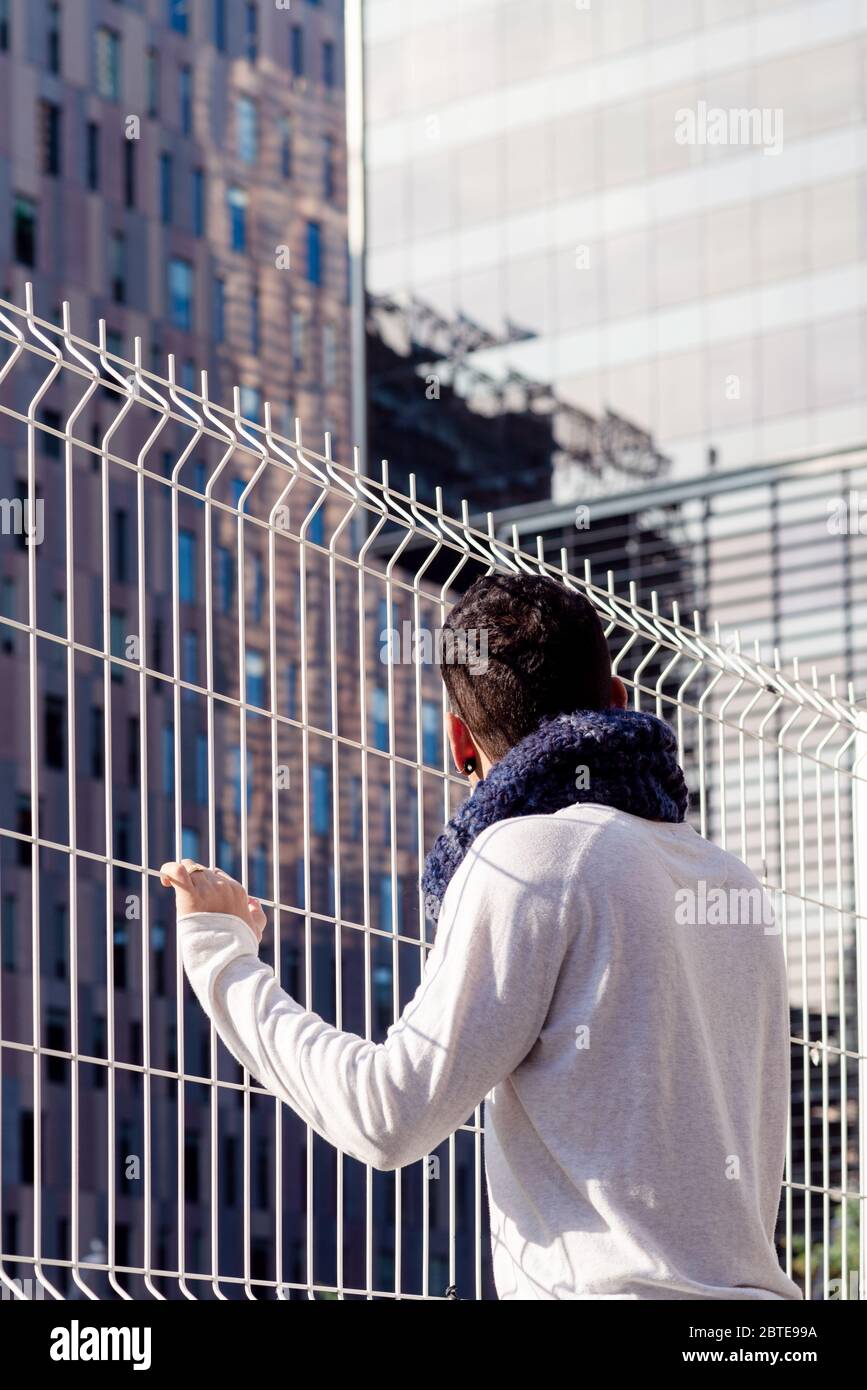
213 0 226 51
246 649 265 707
322 40 335 88
181 826 199 861
160 152 173 223
379 876 402 934
168 256 193 329
312 764 330 835
291 25 303 76
180 65 192 134
178 528 195 601
182 630 197 682
372 687 388 751
245 2 258 61
228 187 247 252
163 727 174 794
213 276 225 341
237 96 257 163
252 845 267 898
239 385 260 424
193 168 205 235
217 545 232 612
195 733 208 803
168 0 189 36
306 220 322 285
422 700 440 767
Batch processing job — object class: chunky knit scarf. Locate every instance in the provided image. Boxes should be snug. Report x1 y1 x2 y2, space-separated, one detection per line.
421 708 689 925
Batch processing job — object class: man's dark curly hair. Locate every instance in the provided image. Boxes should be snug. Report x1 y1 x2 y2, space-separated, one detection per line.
441 573 612 760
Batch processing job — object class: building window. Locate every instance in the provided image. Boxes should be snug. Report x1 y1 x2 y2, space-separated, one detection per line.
0 0 10 52
47 2 61 73
1 894 16 972
214 0 227 53
160 151 174 223
147 47 159 117
123 137 136 207
236 95 257 164
41 409 61 458
213 275 225 343
178 528 195 602
323 135 335 201
86 121 100 190
195 733 208 804
110 231 126 305
349 776 362 838
322 40 335 89
128 715 139 783
0 577 15 653
113 509 128 581
422 701 441 767
217 546 232 612
95 27 120 102
252 553 264 622
179 64 192 136
168 257 193 330
291 310 305 373
250 286 259 353
44 694 65 770
312 765 330 836
231 746 243 815
379 876 400 934
16 794 32 866
291 25 303 77
90 707 104 778
228 186 247 252
162 726 174 794
13 196 36 267
246 649 265 708
372 687 388 751
110 610 127 680
322 323 336 388
193 167 205 236
278 116 292 178
181 827 199 862
306 220 322 285
40 101 62 176
239 385 260 424
168 0 189 36
182 629 197 683
245 2 258 61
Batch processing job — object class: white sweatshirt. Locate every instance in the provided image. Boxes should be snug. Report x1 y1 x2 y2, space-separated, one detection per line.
178 803 802 1301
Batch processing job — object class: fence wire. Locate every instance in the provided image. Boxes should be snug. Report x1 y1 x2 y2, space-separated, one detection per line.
0 289 865 1300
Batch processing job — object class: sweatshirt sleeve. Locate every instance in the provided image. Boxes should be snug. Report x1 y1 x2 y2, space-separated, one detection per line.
176 818 569 1171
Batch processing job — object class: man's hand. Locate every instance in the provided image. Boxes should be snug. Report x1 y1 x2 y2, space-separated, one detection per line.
159 859 266 944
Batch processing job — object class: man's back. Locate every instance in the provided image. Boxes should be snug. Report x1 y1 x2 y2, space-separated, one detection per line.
476 803 801 1300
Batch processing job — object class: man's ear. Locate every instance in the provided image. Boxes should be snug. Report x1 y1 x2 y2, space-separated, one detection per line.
446 711 478 774
610 676 629 709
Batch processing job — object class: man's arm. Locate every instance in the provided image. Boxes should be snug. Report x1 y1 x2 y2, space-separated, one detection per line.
172 820 568 1171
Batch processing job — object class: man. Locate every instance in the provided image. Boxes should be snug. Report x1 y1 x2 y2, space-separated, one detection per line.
162 574 800 1300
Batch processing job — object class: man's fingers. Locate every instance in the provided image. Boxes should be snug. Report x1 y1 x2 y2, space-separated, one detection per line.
160 860 196 892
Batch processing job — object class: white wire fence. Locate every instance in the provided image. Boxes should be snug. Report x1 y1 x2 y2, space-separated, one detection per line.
0 288 864 1300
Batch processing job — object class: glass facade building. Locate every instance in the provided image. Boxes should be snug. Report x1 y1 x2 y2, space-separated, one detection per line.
361 0 867 511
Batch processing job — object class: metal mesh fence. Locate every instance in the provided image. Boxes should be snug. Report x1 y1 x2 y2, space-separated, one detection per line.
0 289 864 1299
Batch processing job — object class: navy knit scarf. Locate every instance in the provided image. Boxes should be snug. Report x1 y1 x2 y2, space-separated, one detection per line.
421 708 689 925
